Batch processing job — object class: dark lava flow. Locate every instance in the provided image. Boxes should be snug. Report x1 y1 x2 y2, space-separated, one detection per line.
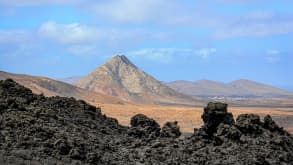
0 79 292 164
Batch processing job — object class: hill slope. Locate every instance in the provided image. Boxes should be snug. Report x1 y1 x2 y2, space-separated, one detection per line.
228 79 292 97
76 55 201 106
167 79 292 97
0 71 124 105
58 76 82 84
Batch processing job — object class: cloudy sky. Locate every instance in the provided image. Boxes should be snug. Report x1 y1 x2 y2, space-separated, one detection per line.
0 0 292 90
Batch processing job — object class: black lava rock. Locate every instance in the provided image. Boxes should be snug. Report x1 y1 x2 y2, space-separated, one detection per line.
160 121 181 138
236 114 263 134
128 114 161 139
264 115 283 132
0 79 293 165
202 102 235 135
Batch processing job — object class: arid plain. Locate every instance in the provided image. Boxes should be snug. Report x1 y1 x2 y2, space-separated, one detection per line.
100 103 293 133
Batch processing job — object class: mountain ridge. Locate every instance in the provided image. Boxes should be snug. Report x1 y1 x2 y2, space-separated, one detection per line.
167 79 292 98
0 71 125 105
58 76 83 84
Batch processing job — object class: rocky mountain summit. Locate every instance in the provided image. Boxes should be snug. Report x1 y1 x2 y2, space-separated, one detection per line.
0 79 292 164
76 55 200 106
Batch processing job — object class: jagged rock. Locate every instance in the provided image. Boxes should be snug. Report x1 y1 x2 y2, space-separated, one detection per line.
11 149 32 160
0 79 34 100
128 114 161 139
202 102 234 135
0 79 293 165
193 128 211 142
69 148 86 160
0 79 128 164
236 114 263 134
263 115 282 132
215 123 242 140
54 139 71 155
160 121 181 138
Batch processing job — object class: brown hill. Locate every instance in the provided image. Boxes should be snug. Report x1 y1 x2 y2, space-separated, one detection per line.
0 71 124 105
58 76 82 84
229 79 292 97
167 79 292 98
76 55 201 106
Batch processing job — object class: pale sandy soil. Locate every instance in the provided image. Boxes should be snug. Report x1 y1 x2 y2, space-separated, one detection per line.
99 104 293 133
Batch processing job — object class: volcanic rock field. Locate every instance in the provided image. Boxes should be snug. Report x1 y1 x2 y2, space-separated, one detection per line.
0 79 292 164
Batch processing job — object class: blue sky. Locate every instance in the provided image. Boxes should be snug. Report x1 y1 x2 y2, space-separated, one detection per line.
0 0 292 90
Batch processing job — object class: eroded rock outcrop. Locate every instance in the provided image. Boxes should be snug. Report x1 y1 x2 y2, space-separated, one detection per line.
160 121 181 138
236 113 263 134
202 102 234 135
0 79 292 165
128 114 161 139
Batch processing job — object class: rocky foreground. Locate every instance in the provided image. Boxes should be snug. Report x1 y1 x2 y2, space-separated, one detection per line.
0 79 292 165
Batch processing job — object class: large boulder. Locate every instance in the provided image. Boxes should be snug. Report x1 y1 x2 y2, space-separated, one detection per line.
236 114 262 134
128 114 161 139
160 121 181 138
263 115 282 132
202 102 234 135
215 123 242 140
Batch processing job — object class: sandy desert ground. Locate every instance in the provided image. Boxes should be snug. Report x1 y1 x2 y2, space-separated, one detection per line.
99 103 293 133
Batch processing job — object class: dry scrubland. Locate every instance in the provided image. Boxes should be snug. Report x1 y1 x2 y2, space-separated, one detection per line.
100 104 293 133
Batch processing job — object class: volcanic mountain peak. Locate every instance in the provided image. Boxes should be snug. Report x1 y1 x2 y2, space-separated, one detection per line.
76 55 200 105
110 55 137 67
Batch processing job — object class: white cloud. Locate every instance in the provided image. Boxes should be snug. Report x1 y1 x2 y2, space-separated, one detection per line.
127 48 217 63
128 48 176 63
0 0 81 6
267 49 280 55
1 22 147 56
266 49 281 63
216 0 263 5
0 29 33 43
214 23 293 39
0 28 45 59
213 10 293 39
67 45 99 56
195 48 217 58
3 1 293 40
87 0 175 24
39 21 161 45
38 21 180 55
86 1 293 39
39 21 100 44
85 0 228 28
0 28 43 58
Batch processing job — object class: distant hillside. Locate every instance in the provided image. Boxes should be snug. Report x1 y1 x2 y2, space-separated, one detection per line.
0 71 124 105
76 55 201 106
58 76 82 84
167 79 292 98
